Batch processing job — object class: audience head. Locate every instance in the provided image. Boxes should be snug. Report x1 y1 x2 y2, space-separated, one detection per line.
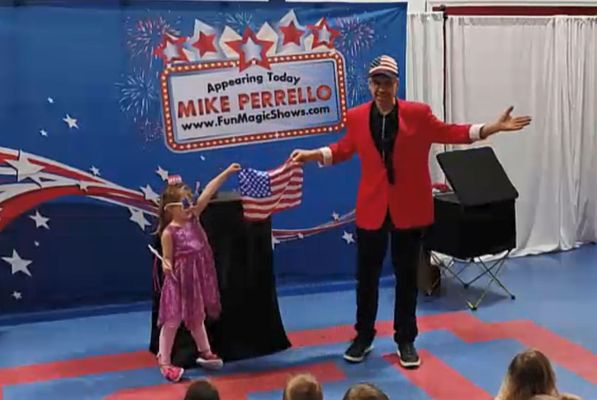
342 383 389 400
283 373 323 400
183 379 220 400
502 349 557 400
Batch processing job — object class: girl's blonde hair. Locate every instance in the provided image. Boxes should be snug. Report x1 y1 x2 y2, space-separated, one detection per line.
155 181 192 237
499 349 557 400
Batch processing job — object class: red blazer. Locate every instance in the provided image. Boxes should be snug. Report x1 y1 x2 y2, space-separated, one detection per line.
321 100 480 230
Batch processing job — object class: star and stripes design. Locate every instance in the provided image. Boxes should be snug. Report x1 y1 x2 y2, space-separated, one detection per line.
369 54 399 77
0 146 357 301
238 161 303 221
154 10 340 71
0 145 353 236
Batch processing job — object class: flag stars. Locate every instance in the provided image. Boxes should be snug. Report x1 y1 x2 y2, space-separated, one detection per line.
29 210 50 229
156 166 169 181
2 250 33 277
63 114 78 129
6 151 44 182
342 231 355 244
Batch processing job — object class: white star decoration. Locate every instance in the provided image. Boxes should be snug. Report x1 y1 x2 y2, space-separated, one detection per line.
257 23 278 58
6 151 44 182
140 184 160 203
34 241 40 247
156 166 169 181
90 166 101 176
2 250 33 277
12 291 22 300
163 41 182 61
78 181 90 191
297 233 304 239
220 26 243 59
39 129 48 137
29 210 50 229
318 25 333 43
63 114 78 129
342 231 355 244
129 207 150 230
242 37 264 62
47 97 54 104
332 212 340 221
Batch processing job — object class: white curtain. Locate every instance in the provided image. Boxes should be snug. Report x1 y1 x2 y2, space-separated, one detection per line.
406 12 446 183
445 16 597 256
568 18 597 244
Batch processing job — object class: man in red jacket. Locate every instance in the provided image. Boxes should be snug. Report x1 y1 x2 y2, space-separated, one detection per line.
290 55 531 368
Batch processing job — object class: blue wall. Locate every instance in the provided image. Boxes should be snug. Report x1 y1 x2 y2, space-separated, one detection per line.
0 1 406 314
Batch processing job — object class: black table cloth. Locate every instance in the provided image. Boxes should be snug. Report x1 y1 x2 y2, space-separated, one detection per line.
149 192 290 368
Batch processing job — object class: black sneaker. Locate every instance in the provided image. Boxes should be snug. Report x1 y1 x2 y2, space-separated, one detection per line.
343 338 374 363
397 342 421 368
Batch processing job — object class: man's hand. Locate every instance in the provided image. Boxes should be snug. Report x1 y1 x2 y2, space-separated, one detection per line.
290 149 323 163
481 106 532 139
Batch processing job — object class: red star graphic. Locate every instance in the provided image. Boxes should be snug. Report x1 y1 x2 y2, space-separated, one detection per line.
279 21 304 46
226 27 274 72
154 34 188 64
307 18 340 49
191 31 217 57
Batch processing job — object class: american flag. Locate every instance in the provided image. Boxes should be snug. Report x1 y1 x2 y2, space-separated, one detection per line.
238 161 303 221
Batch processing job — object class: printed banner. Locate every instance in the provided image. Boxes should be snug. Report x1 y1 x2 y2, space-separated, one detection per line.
0 2 407 313
155 11 352 151
161 52 347 151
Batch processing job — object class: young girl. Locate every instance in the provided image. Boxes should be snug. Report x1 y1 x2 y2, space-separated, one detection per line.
155 163 241 382
495 349 581 400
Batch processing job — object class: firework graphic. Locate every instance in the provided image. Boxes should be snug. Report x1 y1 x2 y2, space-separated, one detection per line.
334 16 375 59
125 15 182 66
137 117 164 144
216 11 255 33
115 69 159 123
345 61 370 107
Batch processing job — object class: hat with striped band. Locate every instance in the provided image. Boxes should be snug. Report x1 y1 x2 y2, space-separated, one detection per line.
369 55 399 79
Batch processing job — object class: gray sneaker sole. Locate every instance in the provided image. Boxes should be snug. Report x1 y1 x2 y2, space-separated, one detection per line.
396 349 421 368
343 344 374 363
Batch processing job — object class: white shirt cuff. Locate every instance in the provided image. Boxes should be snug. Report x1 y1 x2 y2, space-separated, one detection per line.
318 146 333 167
469 124 484 141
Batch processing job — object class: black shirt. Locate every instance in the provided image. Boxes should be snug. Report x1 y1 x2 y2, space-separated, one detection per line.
369 101 398 184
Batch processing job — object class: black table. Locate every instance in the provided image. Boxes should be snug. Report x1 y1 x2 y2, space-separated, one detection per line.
149 192 291 368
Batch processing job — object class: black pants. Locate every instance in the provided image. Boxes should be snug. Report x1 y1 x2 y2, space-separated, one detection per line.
355 217 424 344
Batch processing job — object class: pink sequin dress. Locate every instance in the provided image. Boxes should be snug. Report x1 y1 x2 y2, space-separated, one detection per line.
158 219 221 329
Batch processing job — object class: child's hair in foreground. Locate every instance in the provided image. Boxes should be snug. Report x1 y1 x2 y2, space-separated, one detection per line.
342 383 389 400
497 348 581 400
283 373 323 400
183 379 220 400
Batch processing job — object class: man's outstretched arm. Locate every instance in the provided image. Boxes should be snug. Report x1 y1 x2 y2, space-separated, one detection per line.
291 118 356 166
424 105 531 144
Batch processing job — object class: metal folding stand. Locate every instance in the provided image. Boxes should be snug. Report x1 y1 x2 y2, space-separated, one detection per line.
430 251 516 311
425 147 521 311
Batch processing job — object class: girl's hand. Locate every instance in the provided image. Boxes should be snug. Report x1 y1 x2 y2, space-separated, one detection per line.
162 259 173 273
226 163 241 174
